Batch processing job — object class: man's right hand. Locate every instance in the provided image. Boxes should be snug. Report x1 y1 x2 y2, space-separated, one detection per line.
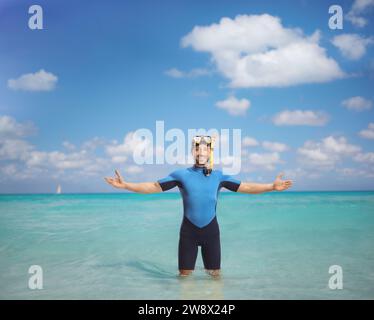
104 169 126 189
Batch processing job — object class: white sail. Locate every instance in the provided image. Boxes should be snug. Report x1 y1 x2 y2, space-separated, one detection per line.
56 184 62 194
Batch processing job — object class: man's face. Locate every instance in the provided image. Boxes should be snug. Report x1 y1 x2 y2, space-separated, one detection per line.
193 143 211 165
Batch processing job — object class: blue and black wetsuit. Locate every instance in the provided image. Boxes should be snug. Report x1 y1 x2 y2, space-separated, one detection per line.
157 165 241 270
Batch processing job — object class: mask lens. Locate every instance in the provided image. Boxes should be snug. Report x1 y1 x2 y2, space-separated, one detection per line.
193 136 202 144
204 136 212 144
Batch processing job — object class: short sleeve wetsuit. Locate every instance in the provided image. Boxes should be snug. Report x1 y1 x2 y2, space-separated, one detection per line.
157 165 241 270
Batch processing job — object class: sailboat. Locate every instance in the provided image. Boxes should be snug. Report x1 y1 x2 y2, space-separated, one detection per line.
56 184 62 194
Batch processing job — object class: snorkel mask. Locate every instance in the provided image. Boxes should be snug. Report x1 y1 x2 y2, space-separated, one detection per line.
192 136 215 176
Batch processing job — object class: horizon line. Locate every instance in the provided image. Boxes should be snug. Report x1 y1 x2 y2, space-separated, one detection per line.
1 190 374 195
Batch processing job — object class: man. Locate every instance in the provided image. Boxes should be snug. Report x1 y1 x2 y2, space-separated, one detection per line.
104 136 293 278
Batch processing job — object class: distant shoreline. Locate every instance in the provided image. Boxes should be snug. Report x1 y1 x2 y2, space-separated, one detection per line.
1 190 374 195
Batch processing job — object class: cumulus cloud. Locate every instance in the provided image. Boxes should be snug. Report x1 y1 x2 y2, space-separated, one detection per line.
181 14 345 88
323 136 360 154
62 141 76 151
342 96 373 111
26 150 93 170
0 115 179 190
332 34 374 60
1 163 18 177
262 141 289 152
0 115 37 138
0 139 34 161
0 115 37 161
105 131 153 163
336 167 374 178
354 152 374 163
283 167 322 180
346 0 374 28
242 136 259 147
124 165 144 174
247 152 282 171
0 135 110 177
215 95 250 116
7 69 58 91
81 137 106 151
0 163 44 181
164 67 211 78
359 123 374 139
297 136 361 168
272 109 329 126
0 114 120 182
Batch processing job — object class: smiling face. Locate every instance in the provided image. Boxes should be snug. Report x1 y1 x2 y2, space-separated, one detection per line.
192 142 211 166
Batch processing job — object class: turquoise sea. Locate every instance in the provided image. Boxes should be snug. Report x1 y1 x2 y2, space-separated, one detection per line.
0 191 373 299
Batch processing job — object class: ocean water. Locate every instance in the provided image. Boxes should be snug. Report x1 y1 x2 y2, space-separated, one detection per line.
0 191 373 300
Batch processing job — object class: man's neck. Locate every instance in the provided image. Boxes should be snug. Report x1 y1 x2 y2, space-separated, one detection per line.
194 163 206 168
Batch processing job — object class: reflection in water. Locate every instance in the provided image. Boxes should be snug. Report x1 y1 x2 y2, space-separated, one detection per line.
98 259 225 299
178 270 224 300
123 259 176 279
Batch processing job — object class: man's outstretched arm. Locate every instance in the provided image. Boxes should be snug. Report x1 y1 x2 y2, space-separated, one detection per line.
237 173 293 194
104 169 162 194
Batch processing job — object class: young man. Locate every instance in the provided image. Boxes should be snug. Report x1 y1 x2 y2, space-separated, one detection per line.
104 136 293 278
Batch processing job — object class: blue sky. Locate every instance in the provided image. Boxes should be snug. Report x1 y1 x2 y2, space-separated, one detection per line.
0 0 373 193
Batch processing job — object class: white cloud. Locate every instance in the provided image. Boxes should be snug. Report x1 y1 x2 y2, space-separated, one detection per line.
272 109 329 126
297 136 361 168
215 95 250 116
164 67 210 78
337 167 360 176
62 141 76 151
0 163 45 181
242 136 259 147
331 34 374 60
342 96 373 111
0 115 117 180
0 116 36 161
323 136 360 154
0 115 37 138
0 136 109 175
181 14 345 88
283 167 321 180
1 163 18 176
26 150 92 170
124 165 144 174
7 69 58 91
262 141 289 152
359 123 374 139
354 152 374 163
0 139 34 161
346 0 374 28
0 115 157 187
298 144 332 166
105 131 152 163
247 152 282 171
336 167 374 178
81 137 106 151
165 68 184 78
110 155 128 164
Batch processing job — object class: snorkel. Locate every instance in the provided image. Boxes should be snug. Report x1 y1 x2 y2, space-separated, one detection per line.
204 136 215 176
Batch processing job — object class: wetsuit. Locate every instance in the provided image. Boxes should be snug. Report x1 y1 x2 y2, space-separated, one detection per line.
157 165 241 270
